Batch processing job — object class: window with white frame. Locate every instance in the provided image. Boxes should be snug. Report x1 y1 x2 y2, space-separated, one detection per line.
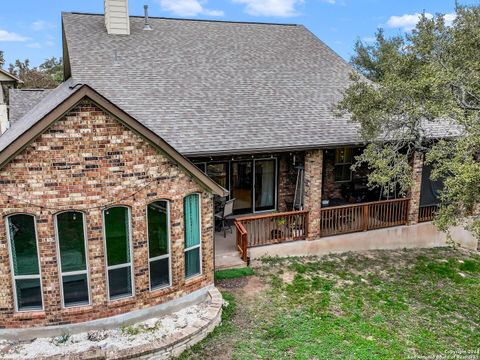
56 211 90 307
184 194 202 278
6 214 43 311
147 201 171 290
104 206 133 300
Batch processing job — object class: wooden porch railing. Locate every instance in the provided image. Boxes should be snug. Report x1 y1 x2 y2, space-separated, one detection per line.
234 210 309 258
234 220 248 262
418 205 438 223
320 198 410 237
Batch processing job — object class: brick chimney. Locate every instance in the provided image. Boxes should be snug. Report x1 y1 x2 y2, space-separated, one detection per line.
104 0 130 35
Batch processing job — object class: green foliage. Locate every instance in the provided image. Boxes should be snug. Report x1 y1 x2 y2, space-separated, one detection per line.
0 50 4 68
338 5 480 235
353 143 413 197
52 332 71 346
214 267 255 280
121 325 140 336
8 57 63 88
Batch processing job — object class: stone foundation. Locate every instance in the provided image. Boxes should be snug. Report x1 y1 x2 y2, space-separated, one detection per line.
1 287 223 359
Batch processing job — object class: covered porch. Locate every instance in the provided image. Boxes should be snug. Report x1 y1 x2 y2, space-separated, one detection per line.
194 148 440 268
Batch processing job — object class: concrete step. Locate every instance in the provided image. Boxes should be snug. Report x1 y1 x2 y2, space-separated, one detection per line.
215 253 246 270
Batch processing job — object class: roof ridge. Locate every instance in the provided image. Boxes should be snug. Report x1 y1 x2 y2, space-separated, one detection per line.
63 11 299 27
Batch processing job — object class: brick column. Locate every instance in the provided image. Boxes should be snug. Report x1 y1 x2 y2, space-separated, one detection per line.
304 149 323 240
408 151 424 225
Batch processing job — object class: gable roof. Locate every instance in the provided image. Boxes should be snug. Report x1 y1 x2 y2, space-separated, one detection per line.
62 12 363 156
9 88 53 124
0 81 227 196
0 68 21 83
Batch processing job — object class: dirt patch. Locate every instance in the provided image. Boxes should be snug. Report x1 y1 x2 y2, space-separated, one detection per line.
215 277 249 289
280 271 296 284
242 276 269 298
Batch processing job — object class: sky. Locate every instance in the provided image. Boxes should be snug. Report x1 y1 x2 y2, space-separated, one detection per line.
0 0 477 68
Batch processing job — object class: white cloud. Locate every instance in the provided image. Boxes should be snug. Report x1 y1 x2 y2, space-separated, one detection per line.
0 29 28 42
31 20 55 31
443 13 457 26
45 40 55 47
233 0 304 17
321 0 336 4
387 12 456 31
387 13 432 31
158 0 224 17
26 42 42 48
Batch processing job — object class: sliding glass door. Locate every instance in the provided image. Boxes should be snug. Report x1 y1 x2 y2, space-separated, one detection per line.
254 159 276 211
195 158 277 214
231 161 253 213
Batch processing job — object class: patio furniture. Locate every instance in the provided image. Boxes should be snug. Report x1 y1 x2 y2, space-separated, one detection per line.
214 195 227 214
215 199 235 238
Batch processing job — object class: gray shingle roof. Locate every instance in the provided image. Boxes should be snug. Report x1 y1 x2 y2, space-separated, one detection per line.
62 12 363 156
0 13 460 158
0 78 79 153
9 89 53 124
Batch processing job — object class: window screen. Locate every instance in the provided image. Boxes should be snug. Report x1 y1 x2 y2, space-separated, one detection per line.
184 194 201 278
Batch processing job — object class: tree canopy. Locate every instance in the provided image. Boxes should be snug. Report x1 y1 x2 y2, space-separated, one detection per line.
7 56 63 88
336 5 480 238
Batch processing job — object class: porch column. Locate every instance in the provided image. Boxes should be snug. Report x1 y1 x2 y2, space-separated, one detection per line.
304 149 323 240
408 151 424 225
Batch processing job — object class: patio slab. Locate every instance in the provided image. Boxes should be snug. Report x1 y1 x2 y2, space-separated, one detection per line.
214 230 246 269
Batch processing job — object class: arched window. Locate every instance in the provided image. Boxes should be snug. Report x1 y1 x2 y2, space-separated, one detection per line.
184 194 202 278
103 206 133 300
147 200 171 290
6 214 43 311
55 211 90 307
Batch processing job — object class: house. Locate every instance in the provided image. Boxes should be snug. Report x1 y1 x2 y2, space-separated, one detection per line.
0 0 474 336
0 69 21 134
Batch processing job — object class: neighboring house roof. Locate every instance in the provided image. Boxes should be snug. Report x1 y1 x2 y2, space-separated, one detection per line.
0 80 228 196
9 88 53 124
0 68 22 83
61 12 363 156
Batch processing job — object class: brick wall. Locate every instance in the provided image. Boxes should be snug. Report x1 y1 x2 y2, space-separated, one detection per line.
0 99 214 328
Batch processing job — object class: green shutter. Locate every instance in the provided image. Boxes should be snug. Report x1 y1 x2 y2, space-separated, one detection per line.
184 194 200 249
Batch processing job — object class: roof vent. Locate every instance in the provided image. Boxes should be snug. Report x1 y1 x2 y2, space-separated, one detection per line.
104 0 130 35
143 5 152 31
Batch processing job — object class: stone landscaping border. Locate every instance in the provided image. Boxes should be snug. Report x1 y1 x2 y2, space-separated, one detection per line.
3 287 223 360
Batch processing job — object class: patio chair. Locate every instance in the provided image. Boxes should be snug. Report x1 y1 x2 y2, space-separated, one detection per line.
215 198 235 238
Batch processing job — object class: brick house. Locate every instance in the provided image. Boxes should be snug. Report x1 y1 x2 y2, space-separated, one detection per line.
0 0 466 330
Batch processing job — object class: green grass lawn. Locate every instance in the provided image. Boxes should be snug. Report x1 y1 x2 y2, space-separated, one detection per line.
182 247 480 360
215 267 255 280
